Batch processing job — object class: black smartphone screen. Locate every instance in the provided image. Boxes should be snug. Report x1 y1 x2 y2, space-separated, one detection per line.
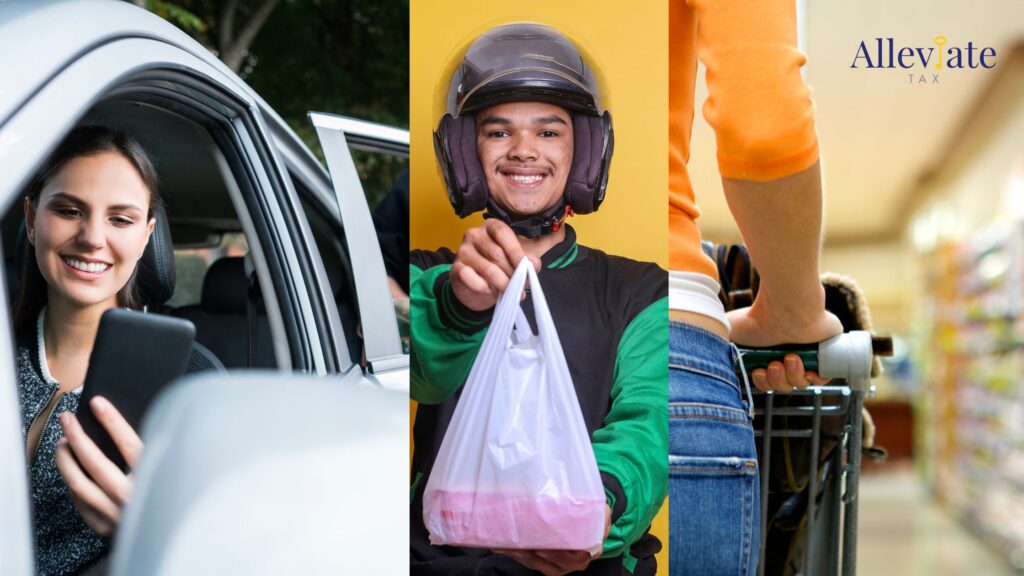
76 309 195 472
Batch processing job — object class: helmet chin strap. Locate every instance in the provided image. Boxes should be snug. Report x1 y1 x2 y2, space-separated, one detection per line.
484 203 574 239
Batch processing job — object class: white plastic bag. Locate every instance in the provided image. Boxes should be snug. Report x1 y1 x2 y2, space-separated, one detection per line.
423 257 606 553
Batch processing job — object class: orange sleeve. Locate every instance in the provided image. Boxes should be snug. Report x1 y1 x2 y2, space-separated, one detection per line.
669 0 819 274
691 0 819 180
668 0 717 275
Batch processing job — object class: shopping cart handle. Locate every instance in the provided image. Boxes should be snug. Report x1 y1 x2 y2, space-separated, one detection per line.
735 331 893 391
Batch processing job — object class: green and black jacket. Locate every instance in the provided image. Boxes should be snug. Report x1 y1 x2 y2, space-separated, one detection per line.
409 225 668 576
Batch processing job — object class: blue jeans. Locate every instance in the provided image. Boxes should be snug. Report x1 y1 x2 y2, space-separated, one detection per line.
669 322 760 576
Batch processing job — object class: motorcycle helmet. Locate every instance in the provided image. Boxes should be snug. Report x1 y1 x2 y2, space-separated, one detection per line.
434 22 614 238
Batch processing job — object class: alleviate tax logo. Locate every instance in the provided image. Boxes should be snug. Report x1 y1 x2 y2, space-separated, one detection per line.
850 36 997 84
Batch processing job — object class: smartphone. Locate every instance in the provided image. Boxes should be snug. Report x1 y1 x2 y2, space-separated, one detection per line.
76 308 196 472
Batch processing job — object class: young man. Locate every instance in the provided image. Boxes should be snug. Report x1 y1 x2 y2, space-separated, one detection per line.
410 23 667 576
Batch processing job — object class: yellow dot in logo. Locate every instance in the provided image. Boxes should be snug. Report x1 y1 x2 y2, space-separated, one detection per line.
934 36 947 69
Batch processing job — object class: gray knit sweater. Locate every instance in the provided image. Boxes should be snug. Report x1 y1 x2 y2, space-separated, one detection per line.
17 310 217 575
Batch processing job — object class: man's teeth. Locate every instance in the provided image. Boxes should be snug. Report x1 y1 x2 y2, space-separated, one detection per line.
64 258 109 273
507 174 543 184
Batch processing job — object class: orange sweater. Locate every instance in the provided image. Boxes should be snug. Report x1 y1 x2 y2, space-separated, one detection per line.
669 0 820 277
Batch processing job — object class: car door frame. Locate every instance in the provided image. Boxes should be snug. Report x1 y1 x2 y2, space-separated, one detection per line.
310 112 410 389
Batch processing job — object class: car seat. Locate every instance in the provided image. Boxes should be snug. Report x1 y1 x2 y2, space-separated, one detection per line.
172 256 275 369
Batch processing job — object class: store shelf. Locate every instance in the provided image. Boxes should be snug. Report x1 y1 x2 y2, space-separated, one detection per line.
919 224 1024 572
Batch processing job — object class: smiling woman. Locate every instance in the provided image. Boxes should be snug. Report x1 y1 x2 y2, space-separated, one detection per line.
10 126 218 576
14 127 159 328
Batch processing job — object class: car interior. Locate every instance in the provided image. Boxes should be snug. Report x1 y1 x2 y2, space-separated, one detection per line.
1 97 365 372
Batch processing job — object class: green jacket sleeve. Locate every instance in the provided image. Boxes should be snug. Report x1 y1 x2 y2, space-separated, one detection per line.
409 263 490 404
592 297 669 558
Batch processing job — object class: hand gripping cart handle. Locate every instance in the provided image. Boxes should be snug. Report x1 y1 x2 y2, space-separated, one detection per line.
738 332 893 576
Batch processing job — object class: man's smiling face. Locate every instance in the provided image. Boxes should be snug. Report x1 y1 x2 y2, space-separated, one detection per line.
475 101 573 219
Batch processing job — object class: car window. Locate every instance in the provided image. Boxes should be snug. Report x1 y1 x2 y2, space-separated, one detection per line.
67 95 307 370
352 150 409 211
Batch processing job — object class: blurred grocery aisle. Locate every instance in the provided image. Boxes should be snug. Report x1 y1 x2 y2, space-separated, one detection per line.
859 467 1017 575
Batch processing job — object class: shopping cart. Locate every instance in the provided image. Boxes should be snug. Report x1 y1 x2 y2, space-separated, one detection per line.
704 241 891 576
738 332 890 576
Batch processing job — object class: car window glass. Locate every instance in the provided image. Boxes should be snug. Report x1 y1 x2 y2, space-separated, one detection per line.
352 151 408 211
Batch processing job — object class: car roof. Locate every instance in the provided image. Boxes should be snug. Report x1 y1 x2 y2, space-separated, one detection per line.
0 0 329 197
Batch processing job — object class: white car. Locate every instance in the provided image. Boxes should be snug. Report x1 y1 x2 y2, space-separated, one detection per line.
0 1 409 574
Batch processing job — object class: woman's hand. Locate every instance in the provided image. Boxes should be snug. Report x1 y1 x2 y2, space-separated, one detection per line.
728 303 843 392
54 396 143 537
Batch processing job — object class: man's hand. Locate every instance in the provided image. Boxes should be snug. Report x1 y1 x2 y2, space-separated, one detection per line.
494 504 612 576
55 396 143 537
728 296 843 393
498 549 592 576
450 219 541 311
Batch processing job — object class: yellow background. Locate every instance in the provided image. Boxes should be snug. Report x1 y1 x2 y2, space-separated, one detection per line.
410 0 669 572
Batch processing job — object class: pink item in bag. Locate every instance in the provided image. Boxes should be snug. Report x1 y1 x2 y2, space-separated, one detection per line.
425 490 606 550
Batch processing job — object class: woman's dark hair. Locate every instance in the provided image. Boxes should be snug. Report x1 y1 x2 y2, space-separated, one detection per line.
12 126 162 330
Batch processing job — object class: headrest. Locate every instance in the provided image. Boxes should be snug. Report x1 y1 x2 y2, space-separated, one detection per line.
136 202 175 308
201 257 250 314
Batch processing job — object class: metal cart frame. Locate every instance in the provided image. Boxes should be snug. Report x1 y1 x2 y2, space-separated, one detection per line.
754 382 872 576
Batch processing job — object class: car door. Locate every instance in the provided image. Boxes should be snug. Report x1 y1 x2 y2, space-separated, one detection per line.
0 305 31 575
309 113 411 392
109 372 409 576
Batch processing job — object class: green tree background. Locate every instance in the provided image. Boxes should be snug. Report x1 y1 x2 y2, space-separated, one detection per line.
138 0 409 206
